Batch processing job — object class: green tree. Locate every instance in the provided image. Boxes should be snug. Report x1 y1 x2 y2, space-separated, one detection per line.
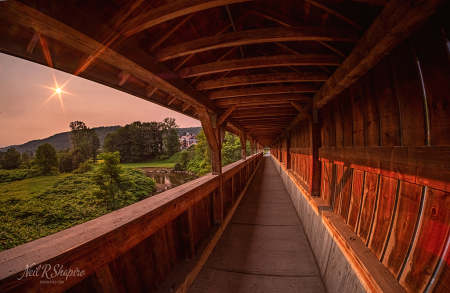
221 132 242 166
19 153 32 169
35 143 59 174
70 121 100 162
59 152 74 173
162 117 180 156
92 152 135 210
186 130 211 176
1 148 22 170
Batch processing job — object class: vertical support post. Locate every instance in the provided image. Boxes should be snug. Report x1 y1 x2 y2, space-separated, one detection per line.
250 139 255 155
239 131 246 160
180 208 195 260
196 106 225 223
286 131 291 169
310 110 322 197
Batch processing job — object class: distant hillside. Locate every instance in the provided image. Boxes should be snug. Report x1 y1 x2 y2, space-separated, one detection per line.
1 126 202 154
0 126 121 154
178 127 202 136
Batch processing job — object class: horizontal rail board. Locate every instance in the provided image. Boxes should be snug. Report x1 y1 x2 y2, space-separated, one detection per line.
319 146 450 193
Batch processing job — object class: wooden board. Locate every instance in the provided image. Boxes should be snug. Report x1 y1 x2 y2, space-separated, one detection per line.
367 176 398 259
340 167 353 224
382 182 422 277
342 89 353 147
390 39 426 147
348 170 365 232
357 172 379 245
360 71 380 146
372 58 401 146
399 188 450 292
411 17 450 146
350 81 365 147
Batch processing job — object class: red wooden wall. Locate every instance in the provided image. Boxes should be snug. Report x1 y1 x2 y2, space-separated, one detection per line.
272 13 450 293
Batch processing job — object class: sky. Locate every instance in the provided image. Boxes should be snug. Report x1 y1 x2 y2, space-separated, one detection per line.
0 53 200 148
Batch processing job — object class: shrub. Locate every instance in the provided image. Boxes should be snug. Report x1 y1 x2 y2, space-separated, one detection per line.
174 162 183 171
59 152 75 173
73 161 93 174
0 169 41 183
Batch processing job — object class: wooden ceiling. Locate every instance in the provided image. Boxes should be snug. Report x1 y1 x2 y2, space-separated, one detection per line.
0 0 438 146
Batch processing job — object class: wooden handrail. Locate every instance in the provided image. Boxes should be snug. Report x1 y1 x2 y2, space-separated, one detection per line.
0 153 263 293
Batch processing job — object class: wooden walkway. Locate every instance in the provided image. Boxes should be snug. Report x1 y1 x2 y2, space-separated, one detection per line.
188 156 327 293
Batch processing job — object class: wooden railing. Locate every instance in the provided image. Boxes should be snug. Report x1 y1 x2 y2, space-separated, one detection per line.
0 153 263 293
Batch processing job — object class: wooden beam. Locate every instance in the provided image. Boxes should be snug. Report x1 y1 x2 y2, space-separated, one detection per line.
319 146 450 193
121 0 251 37
145 85 158 98
318 41 347 58
304 0 363 30
214 93 311 106
208 84 320 99
37 33 53 68
26 32 39 54
118 71 131 86
218 105 237 125
177 54 343 78
155 27 359 61
182 102 191 112
350 0 387 5
291 101 312 120
196 107 221 175
0 1 222 114
313 0 447 109
196 72 329 90
167 96 178 105
148 13 196 53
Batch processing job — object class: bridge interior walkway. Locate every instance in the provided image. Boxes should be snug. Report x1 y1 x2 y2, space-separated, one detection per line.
188 156 327 292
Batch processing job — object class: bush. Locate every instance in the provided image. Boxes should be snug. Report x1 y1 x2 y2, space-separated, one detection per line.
73 161 93 174
174 162 183 171
92 152 155 210
0 169 41 183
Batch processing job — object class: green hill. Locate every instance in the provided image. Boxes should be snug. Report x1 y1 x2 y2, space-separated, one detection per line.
0 126 121 154
1 126 202 154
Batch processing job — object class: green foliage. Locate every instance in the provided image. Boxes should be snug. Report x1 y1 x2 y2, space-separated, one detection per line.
34 143 59 175
0 166 155 251
104 121 163 163
0 169 41 183
186 130 211 176
176 150 191 170
162 117 181 156
1 148 22 170
58 152 75 173
103 118 181 163
221 132 242 166
174 163 182 171
92 152 155 210
69 121 100 162
19 153 32 169
73 161 92 174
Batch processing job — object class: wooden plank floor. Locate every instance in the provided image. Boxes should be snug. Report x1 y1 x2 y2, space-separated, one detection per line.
188 156 327 293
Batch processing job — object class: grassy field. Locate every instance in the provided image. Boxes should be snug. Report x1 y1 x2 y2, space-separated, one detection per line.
0 167 155 251
120 158 176 168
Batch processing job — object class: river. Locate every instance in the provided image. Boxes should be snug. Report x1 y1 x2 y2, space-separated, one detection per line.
144 172 197 194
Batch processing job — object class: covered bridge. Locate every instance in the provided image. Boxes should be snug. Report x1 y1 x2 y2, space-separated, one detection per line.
0 0 449 292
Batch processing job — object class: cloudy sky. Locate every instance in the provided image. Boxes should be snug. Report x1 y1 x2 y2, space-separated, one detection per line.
0 53 199 148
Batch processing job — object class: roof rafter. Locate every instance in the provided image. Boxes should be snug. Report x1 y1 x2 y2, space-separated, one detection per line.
196 72 329 90
214 93 311 106
208 84 320 99
177 54 343 78
121 0 251 37
155 27 360 61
